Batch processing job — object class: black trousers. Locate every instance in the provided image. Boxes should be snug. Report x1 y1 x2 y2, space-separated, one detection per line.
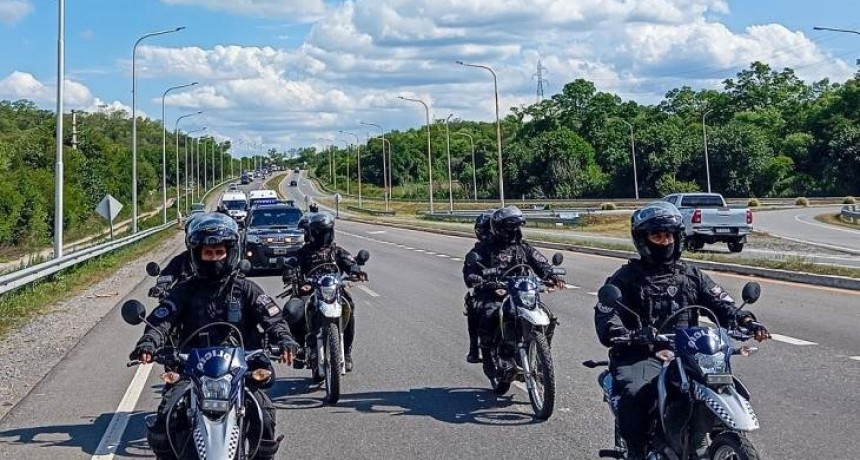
285 293 355 354
610 356 663 458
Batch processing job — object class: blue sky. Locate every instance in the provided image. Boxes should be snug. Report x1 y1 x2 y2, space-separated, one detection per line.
0 0 857 154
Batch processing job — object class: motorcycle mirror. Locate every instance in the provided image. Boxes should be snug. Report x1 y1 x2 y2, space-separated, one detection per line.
356 250 370 265
238 259 252 275
145 262 161 277
597 284 623 308
121 300 147 326
552 253 563 266
741 282 761 305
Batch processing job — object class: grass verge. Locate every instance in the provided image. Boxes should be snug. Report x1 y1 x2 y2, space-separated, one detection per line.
815 212 860 230
344 215 860 279
0 227 180 339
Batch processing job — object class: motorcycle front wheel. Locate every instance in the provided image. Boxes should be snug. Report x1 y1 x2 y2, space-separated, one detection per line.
709 432 761 460
323 322 342 405
524 331 555 420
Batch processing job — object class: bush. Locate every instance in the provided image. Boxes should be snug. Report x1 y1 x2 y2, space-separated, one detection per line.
747 198 760 207
795 197 809 206
600 202 617 211
843 196 856 204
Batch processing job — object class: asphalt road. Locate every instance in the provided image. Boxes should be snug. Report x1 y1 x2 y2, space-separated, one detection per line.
754 206 860 255
0 175 857 459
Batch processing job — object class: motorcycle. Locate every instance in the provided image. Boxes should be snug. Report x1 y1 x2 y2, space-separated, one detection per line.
583 281 766 460
465 251 566 420
276 249 369 404
121 299 281 460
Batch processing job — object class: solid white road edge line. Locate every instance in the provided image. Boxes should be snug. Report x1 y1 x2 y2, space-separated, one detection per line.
91 363 154 460
357 285 380 297
850 356 860 361
770 333 818 346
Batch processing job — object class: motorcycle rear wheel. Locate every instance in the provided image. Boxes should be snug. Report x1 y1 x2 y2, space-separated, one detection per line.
525 332 555 420
323 322 342 405
709 432 760 460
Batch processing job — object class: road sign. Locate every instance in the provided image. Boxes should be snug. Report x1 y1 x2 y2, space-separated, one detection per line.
96 194 123 221
95 194 123 239
335 193 342 203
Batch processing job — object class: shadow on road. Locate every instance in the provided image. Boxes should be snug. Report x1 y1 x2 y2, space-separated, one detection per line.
0 411 150 457
270 382 538 426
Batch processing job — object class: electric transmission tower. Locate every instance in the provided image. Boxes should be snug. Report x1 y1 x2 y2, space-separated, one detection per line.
534 59 549 103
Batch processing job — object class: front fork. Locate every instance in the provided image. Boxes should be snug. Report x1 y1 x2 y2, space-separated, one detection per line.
315 316 345 375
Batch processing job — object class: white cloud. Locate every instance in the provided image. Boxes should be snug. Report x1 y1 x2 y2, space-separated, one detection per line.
131 0 853 148
0 71 93 107
0 0 32 25
159 0 325 21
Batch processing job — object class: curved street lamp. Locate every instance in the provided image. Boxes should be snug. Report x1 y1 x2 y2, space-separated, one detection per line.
360 121 389 211
163 82 198 222
340 130 363 207
173 110 202 218
455 60 504 206
398 95 434 213
132 26 185 233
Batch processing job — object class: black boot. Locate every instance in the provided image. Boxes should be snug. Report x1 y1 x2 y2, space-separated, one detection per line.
345 353 354 372
466 313 482 363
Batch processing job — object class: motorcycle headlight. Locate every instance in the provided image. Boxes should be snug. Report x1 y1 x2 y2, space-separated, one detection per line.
201 376 232 400
516 290 538 309
319 284 338 303
695 352 727 375
246 235 261 244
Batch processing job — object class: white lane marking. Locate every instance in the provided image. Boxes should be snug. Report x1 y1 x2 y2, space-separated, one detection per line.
770 334 817 346
357 285 380 297
415 249 426 253
436 254 450 258
367 231 387 234
564 284 580 289
91 364 154 460
587 291 598 296
404 246 415 250
850 356 860 362
794 213 860 235
451 257 462 262
425 251 437 255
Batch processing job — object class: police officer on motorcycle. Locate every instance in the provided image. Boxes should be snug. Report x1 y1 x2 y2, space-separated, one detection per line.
283 212 368 372
594 201 770 460
463 212 493 363
462 206 565 378
129 213 297 460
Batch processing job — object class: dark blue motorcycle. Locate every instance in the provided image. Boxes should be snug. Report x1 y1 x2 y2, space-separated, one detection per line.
584 282 765 460
122 300 280 460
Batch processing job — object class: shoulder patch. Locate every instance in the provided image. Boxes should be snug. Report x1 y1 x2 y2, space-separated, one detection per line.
153 306 170 318
596 302 615 314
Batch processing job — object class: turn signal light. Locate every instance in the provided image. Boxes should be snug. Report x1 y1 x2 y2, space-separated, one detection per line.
300 284 313 294
494 288 507 298
655 350 675 362
737 346 759 357
251 369 273 382
246 251 253 257
161 372 181 385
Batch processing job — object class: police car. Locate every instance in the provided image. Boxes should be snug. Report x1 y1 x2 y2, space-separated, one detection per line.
242 202 304 273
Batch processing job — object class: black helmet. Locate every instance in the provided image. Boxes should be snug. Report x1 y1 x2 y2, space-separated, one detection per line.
490 206 526 244
186 212 241 280
631 201 685 265
474 212 493 241
308 202 319 213
184 213 202 234
306 211 335 248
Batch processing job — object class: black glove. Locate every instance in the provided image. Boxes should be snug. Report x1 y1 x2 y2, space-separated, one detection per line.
608 325 630 340
548 275 565 288
350 266 368 281
129 341 156 361
148 285 166 298
466 274 483 287
278 338 299 355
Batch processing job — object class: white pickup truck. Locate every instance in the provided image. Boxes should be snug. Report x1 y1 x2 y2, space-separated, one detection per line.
662 193 753 253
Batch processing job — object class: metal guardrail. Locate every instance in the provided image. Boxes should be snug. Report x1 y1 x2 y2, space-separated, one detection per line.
0 222 173 296
841 205 860 223
423 209 583 225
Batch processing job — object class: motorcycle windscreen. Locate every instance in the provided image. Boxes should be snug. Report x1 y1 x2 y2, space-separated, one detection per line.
186 347 246 378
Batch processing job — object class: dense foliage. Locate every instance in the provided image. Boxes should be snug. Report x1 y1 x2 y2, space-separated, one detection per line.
0 102 238 248
295 62 859 202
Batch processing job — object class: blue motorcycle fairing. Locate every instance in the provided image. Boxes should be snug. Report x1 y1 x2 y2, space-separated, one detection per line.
186 347 247 379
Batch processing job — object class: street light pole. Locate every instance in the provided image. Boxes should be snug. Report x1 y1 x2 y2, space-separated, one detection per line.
338 139 351 195
398 96 434 213
185 127 205 211
173 110 202 218
453 131 477 202
360 121 388 211
444 114 454 212
456 60 505 206
703 109 714 193
161 82 197 223
340 130 362 207
608 117 639 200
54 0 65 258
132 26 184 234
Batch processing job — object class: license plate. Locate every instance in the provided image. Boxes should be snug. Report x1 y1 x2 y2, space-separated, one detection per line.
715 228 732 233
272 247 287 255
705 374 734 387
